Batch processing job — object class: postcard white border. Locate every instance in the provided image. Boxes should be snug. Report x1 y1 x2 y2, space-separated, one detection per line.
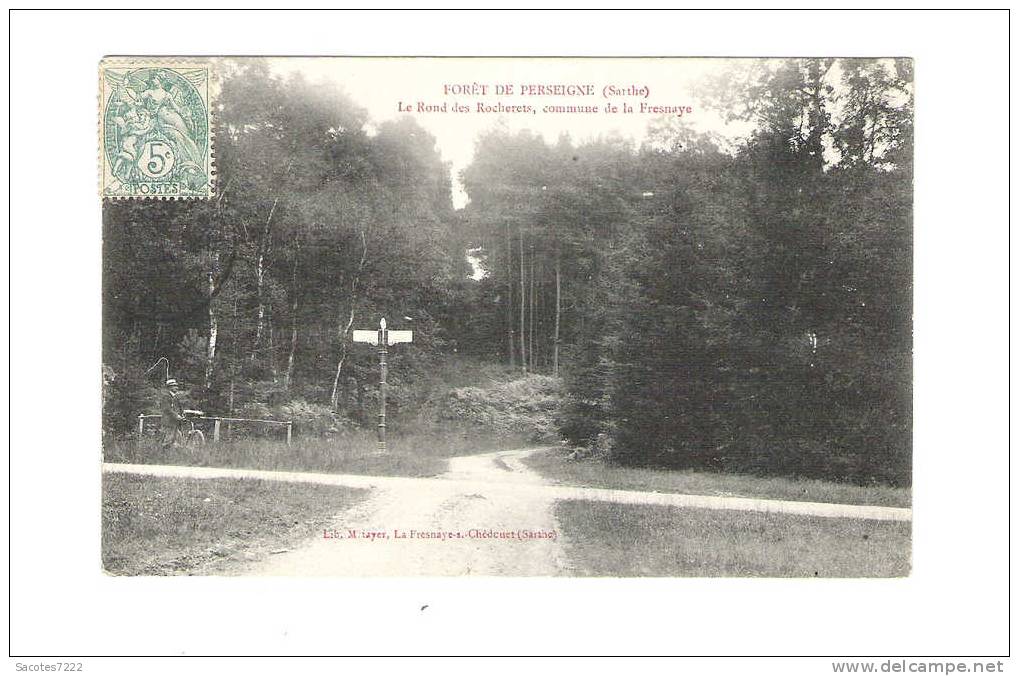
7 8 1011 666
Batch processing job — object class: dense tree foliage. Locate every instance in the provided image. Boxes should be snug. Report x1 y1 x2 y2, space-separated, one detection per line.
103 63 471 434
461 58 913 485
104 58 912 486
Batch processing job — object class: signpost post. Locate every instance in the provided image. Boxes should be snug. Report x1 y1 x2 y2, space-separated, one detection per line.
353 317 413 454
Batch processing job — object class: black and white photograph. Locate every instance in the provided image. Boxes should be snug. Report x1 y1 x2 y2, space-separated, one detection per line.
8 8 1011 665
100 56 913 577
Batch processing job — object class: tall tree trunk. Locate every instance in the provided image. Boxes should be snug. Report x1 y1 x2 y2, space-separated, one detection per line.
251 196 280 363
528 244 535 372
536 258 544 371
330 304 356 411
284 312 298 390
228 295 238 416
505 222 515 367
519 228 527 372
284 251 300 391
205 179 232 392
865 100 879 164
553 254 562 377
267 306 278 383
805 59 833 171
330 230 368 410
204 262 218 390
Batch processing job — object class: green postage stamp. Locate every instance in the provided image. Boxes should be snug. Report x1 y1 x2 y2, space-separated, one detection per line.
99 59 214 199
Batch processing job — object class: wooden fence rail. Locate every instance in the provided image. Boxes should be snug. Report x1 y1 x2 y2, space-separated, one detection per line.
137 414 293 445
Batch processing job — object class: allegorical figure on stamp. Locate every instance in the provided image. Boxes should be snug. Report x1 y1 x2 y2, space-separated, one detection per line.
111 105 153 178
138 72 203 172
101 65 211 196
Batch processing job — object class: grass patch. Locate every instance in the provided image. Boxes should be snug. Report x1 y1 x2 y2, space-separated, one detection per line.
557 500 910 577
526 448 910 507
105 429 530 478
102 473 368 575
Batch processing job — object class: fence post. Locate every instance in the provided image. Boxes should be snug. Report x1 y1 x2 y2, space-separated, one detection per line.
213 418 221 443
137 414 144 443
286 422 293 446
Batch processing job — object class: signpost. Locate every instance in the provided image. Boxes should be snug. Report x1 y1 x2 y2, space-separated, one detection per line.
353 317 413 454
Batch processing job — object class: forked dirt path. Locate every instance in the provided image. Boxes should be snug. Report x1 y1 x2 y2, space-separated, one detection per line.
246 448 571 576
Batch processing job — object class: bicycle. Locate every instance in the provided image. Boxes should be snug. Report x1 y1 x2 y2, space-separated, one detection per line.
175 409 207 450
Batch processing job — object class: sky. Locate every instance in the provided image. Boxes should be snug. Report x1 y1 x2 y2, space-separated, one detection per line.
268 57 757 209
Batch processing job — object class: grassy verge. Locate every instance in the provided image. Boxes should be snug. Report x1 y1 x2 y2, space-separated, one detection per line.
104 429 530 478
526 448 910 507
102 474 368 575
557 500 910 577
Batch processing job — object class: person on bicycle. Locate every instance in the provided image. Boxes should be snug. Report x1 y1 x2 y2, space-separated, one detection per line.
160 378 186 448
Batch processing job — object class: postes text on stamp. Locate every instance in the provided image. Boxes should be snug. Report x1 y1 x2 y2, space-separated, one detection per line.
99 60 214 199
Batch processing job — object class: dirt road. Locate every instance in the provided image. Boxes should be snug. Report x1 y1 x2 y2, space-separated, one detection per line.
102 448 912 576
248 449 571 576
104 453 913 522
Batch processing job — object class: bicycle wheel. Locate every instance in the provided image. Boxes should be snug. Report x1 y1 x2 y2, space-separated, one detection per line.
186 429 206 449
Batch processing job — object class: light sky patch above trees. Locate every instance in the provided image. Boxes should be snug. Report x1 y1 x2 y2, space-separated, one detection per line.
267 57 760 208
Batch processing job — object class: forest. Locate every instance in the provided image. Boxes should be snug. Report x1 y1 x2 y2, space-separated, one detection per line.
102 58 913 486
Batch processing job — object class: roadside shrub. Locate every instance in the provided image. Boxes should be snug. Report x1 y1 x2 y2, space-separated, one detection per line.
278 399 357 438
239 398 356 438
441 374 562 442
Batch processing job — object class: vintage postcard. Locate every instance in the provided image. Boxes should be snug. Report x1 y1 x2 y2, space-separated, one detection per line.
100 56 913 577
